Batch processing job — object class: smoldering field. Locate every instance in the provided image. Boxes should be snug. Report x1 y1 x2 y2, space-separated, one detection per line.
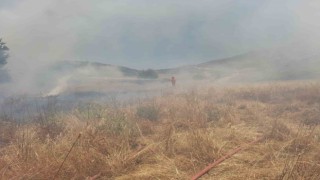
3 45 320 123
1 62 320 179
3 0 320 179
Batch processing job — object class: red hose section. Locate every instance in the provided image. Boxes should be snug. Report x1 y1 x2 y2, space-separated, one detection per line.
191 137 264 180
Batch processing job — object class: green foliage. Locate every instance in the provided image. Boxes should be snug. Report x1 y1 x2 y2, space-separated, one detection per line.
138 69 158 79
119 66 139 77
0 38 9 67
136 105 160 121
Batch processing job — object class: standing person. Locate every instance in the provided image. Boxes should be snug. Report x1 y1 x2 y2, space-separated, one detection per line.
171 76 176 86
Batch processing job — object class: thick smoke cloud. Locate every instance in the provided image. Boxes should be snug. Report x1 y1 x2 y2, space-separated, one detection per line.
0 0 319 94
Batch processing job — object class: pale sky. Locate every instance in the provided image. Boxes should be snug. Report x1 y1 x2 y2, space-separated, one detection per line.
0 0 319 70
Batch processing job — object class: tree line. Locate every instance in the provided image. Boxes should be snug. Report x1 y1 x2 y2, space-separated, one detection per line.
0 38 9 67
0 38 10 82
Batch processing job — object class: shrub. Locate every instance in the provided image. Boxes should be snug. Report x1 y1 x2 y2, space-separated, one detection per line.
205 108 221 122
138 69 158 79
136 105 160 121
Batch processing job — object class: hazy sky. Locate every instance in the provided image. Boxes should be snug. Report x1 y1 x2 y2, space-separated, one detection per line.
0 0 319 71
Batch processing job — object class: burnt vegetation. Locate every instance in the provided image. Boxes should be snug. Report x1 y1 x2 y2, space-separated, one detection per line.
1 82 320 179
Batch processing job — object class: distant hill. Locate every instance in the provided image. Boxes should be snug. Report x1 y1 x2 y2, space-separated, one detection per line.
49 61 140 77
38 61 168 96
157 46 320 82
38 45 320 95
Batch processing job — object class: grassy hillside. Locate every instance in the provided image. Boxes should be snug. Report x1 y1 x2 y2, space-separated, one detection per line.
158 47 320 83
1 82 320 179
196 51 320 82
35 46 320 96
42 47 320 85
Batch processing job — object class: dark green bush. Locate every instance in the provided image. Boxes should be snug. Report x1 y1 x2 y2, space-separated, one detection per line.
138 69 158 79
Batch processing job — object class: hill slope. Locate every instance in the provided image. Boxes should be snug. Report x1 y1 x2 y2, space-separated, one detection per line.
159 46 320 83
39 45 320 95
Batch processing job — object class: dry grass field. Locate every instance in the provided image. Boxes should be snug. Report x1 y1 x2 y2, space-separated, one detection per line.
1 81 320 179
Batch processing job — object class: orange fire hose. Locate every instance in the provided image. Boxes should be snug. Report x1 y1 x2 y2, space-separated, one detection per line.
191 136 264 180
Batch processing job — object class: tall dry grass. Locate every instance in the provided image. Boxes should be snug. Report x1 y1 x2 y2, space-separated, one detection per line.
0 81 320 179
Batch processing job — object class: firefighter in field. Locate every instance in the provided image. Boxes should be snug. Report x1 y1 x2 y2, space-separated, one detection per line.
171 76 176 87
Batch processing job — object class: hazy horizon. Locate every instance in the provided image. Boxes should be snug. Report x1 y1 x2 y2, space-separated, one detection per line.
1 0 320 95
1 1 320 69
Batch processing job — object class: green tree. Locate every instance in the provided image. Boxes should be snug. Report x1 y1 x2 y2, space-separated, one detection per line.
138 69 158 79
0 38 9 67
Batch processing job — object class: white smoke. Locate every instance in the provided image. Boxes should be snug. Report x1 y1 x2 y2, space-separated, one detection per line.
44 75 71 97
1 0 320 96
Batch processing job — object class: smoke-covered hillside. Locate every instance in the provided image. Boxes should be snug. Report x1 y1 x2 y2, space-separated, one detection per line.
35 45 320 96
38 61 167 96
159 45 320 83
